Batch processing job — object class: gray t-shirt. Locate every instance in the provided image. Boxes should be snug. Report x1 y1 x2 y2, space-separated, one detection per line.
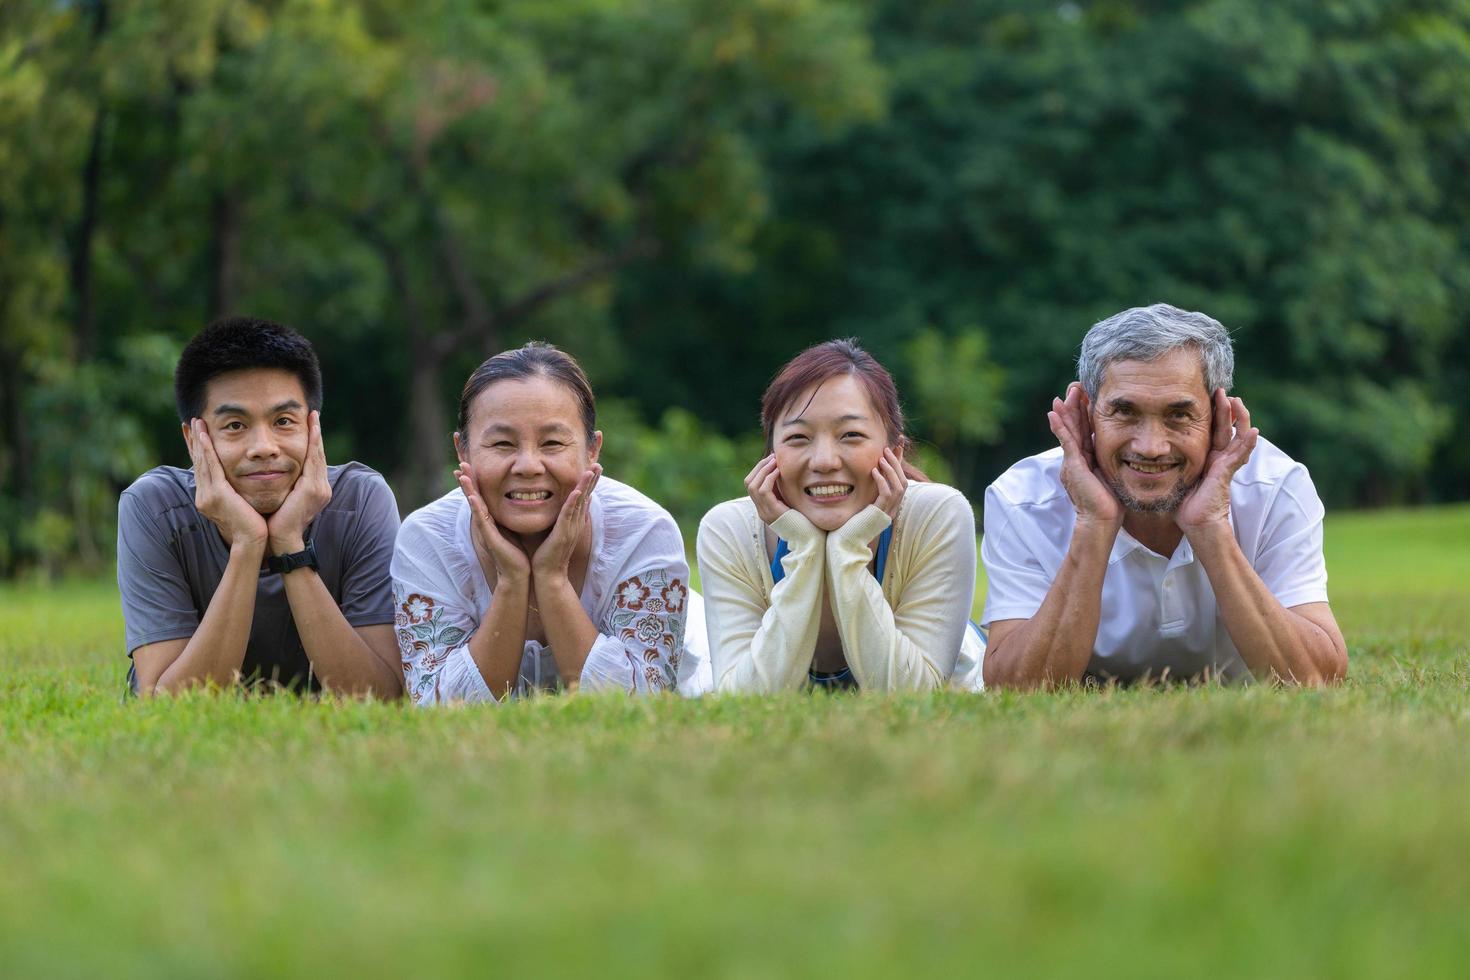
117 462 399 692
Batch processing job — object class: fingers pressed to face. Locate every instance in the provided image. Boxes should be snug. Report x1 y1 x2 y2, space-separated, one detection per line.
1053 391 1090 456
1232 397 1251 432
1210 389 1232 451
455 468 491 524
309 410 327 470
1048 410 1079 456
187 420 204 469
195 421 228 482
871 461 891 498
188 422 216 496
755 463 789 513
745 454 777 489
758 463 780 499
882 447 905 486
1228 398 1257 463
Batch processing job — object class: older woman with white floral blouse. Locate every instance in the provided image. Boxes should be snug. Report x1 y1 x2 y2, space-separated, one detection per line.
391 342 709 704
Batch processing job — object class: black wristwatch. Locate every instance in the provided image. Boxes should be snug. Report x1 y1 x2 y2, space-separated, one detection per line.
268 540 319 575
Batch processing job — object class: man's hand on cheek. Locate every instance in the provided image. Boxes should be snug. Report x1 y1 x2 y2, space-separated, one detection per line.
1049 383 1122 532
1177 391 1257 537
267 410 333 555
189 420 269 548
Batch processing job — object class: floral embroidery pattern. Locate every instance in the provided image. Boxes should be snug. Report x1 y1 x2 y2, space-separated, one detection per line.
393 584 468 704
661 578 687 615
605 569 685 693
615 577 652 611
401 593 434 624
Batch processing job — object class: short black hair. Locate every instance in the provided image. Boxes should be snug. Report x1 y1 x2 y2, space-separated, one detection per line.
174 316 323 422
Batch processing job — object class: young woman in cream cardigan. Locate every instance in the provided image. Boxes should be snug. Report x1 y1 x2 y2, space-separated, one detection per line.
697 340 984 693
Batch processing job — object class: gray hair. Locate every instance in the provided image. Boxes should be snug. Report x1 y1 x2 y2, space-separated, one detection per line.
1077 303 1234 399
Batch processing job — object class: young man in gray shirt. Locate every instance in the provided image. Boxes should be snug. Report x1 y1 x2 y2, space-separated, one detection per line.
117 317 403 697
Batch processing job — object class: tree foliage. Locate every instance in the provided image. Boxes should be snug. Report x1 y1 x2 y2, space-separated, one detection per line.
2 0 1468 575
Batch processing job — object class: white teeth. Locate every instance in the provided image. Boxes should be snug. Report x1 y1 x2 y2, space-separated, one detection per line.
805 485 852 497
508 491 552 501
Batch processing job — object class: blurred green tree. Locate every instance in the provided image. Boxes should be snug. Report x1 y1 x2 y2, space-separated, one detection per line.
0 0 883 572
191 0 884 504
621 0 1470 506
903 327 1005 490
4 0 1470 576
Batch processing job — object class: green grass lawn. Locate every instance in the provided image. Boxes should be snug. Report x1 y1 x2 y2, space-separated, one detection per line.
2 506 1468 978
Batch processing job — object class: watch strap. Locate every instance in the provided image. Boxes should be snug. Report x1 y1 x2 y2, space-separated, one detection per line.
268 539 318 575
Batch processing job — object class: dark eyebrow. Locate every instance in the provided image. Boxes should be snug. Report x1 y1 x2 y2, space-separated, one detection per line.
1104 397 1200 413
480 421 576 438
781 413 871 428
211 400 303 418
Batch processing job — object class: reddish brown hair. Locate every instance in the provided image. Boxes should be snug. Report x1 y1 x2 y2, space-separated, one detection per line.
760 338 928 481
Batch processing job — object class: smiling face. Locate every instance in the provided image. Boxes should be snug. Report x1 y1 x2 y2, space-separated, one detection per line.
455 375 601 537
1090 347 1214 515
772 373 889 531
186 367 310 515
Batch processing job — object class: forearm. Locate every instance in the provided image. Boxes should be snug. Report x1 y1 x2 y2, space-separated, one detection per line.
535 575 601 687
825 507 950 691
465 577 533 699
281 570 402 699
705 517 825 694
152 541 262 694
982 523 1114 690
1188 525 1346 685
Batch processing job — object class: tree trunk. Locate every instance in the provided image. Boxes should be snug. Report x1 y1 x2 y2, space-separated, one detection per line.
206 191 241 319
70 0 110 360
0 344 32 573
396 350 451 512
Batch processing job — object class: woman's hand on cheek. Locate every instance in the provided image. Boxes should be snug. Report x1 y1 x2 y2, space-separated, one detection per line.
456 466 531 586
744 454 791 526
872 447 908 521
531 463 600 582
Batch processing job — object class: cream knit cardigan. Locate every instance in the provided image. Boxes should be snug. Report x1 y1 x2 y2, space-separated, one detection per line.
697 482 981 693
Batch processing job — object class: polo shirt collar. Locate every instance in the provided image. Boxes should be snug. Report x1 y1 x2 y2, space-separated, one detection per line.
1108 525 1196 567
1108 527 1147 565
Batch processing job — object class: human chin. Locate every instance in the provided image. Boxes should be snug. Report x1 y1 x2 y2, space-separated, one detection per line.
229 470 294 515
1107 467 1195 515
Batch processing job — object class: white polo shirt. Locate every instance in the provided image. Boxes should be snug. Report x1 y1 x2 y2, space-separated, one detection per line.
980 437 1329 682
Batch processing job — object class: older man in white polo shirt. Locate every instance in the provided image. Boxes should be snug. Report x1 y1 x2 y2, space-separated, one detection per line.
980 304 1348 688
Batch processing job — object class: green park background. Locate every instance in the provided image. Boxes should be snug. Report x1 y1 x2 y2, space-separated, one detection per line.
4 0 1470 576
4 3 1470 976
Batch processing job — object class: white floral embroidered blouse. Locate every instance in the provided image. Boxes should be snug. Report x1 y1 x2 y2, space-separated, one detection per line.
391 476 705 705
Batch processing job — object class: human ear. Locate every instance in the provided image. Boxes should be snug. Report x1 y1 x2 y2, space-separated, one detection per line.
587 430 603 465
452 431 469 466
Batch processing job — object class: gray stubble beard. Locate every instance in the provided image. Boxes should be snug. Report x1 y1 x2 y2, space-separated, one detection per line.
1107 472 1198 515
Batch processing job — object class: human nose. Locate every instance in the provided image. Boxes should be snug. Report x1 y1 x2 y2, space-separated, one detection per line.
245 424 280 459
1131 418 1171 458
809 436 841 472
510 447 545 475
